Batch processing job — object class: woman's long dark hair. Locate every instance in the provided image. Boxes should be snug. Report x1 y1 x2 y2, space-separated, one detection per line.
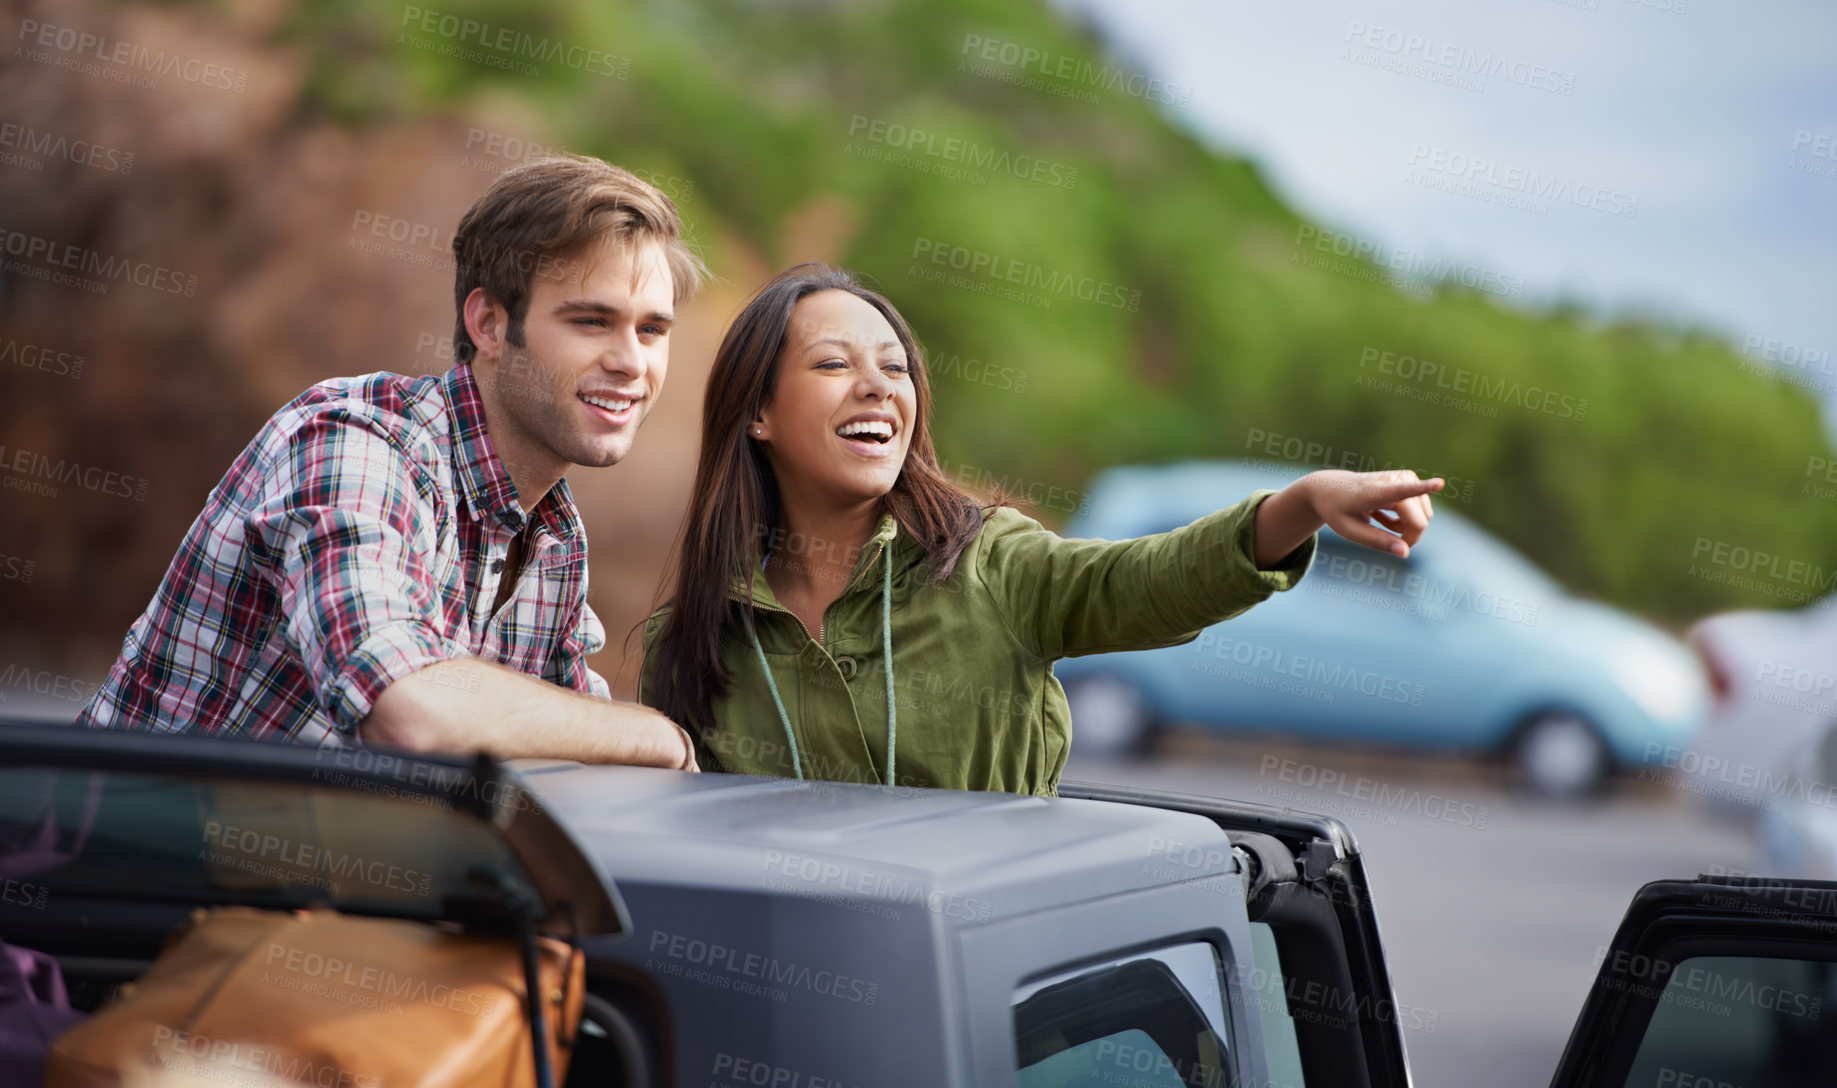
648 264 988 737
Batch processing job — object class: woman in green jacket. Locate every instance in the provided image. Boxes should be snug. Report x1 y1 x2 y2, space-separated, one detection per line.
642 265 1443 795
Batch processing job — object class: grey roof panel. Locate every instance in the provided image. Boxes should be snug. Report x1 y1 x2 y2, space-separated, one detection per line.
514 764 1243 926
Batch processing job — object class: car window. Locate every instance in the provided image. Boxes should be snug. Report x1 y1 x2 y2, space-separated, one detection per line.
1248 923 1306 1088
1016 1027 1189 1088
1619 954 1836 1088
1311 536 1415 589
0 764 524 917
1416 516 1562 604
1299 535 1453 623
1013 941 1234 1088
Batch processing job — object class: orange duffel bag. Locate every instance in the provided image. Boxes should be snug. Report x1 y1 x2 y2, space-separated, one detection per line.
45 905 583 1088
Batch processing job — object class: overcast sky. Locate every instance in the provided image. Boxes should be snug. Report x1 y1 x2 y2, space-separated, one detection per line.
1056 0 1837 405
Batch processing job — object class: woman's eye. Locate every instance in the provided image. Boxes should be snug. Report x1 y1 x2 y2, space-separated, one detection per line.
817 360 848 370
884 363 910 376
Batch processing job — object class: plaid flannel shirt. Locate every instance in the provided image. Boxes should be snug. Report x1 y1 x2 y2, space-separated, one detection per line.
76 363 612 744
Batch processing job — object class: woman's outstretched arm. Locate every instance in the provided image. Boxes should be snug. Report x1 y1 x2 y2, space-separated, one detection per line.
977 469 1446 661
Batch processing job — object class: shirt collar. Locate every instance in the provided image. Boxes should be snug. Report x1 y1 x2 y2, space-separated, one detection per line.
440 363 582 541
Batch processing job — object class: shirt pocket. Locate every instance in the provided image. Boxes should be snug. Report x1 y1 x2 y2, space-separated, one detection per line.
488 539 571 672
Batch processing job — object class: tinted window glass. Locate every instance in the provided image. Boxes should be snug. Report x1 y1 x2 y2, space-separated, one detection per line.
1305 537 1423 607
0 765 524 917
1248 922 1306 1088
1621 954 1837 1088
1014 941 1234 1088
1018 1026 1190 1088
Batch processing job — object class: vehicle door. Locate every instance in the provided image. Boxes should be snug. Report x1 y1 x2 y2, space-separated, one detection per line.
1033 778 1417 1088
1547 875 1837 1088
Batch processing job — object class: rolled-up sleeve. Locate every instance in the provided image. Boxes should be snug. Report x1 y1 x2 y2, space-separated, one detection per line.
246 417 465 734
980 489 1316 660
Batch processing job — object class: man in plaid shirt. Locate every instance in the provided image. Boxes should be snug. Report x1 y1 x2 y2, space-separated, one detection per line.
76 156 705 770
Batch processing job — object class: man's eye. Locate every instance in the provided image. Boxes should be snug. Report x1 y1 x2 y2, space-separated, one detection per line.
573 317 606 328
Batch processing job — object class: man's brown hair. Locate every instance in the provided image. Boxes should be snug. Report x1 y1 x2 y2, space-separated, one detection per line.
450 154 707 364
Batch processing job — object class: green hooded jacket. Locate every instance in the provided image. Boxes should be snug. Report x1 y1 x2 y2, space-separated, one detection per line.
640 490 1315 796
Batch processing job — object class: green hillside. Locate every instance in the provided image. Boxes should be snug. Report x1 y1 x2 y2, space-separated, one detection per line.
284 0 1837 621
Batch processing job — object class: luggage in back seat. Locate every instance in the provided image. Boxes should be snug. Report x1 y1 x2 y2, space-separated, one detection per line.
45 905 584 1088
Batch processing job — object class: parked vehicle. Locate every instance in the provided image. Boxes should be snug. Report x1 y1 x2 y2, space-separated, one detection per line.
2 723 1833 1087
1682 596 1837 817
1053 461 1708 796
1752 720 1837 881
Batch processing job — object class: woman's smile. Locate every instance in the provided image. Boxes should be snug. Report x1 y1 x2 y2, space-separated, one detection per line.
833 410 900 458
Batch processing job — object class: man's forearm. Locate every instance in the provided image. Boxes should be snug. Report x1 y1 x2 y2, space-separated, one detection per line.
360 657 692 768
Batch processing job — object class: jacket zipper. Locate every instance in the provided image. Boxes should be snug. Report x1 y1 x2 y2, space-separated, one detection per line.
755 540 888 650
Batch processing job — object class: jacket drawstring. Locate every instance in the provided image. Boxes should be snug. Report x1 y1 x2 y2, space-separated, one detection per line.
749 544 897 785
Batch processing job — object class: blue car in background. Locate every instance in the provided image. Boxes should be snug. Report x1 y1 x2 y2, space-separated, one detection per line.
1053 462 1708 795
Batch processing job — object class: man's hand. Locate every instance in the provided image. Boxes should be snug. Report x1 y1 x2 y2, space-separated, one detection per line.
361 655 700 770
1254 469 1445 567
672 722 702 773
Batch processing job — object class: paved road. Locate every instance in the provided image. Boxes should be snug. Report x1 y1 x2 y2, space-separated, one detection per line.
1066 735 1759 1088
